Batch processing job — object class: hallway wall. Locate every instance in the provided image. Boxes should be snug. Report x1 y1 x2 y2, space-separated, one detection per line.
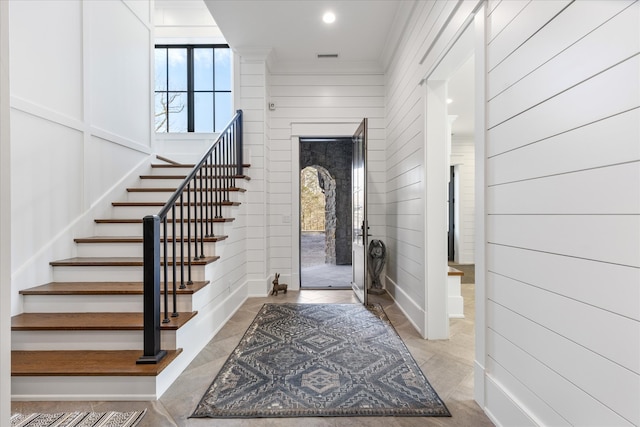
483 1 639 425
384 0 639 424
265 69 387 287
384 0 479 337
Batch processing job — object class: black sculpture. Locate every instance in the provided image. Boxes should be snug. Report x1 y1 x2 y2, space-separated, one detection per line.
368 240 386 295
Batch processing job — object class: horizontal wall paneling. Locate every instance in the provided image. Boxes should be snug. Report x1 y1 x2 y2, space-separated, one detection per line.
488 1 636 99
488 55 640 157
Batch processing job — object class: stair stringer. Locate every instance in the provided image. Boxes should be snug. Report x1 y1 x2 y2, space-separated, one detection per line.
155 276 249 399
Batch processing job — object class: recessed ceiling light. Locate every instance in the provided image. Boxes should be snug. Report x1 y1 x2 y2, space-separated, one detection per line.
323 11 336 24
447 98 453 104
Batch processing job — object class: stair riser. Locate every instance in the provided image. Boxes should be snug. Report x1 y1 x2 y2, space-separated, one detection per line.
138 178 242 188
22 294 194 313
94 222 229 237
52 266 207 283
75 242 217 258
149 166 195 175
125 190 240 203
136 178 186 188
12 329 177 351
110 205 236 219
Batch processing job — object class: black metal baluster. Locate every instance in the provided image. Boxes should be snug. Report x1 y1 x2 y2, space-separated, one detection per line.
236 111 243 176
186 182 193 285
221 132 231 202
230 126 236 189
171 204 178 318
199 168 205 257
162 217 169 324
204 158 210 238
215 146 221 219
179 193 186 289
193 173 199 260
208 153 214 233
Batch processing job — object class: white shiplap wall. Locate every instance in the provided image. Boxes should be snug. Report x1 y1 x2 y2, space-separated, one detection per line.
237 54 270 294
484 1 640 425
267 71 386 287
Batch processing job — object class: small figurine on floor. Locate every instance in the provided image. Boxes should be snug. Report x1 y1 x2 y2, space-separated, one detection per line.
271 273 288 296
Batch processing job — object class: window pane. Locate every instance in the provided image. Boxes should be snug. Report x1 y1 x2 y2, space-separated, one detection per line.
167 48 187 91
154 48 167 91
167 92 188 132
154 93 168 132
215 92 232 132
194 48 213 91
215 48 231 91
194 92 214 133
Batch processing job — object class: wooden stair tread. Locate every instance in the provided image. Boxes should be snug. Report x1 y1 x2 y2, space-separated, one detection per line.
19 281 209 295
12 349 182 376
126 187 246 193
140 174 250 181
11 311 197 331
448 267 464 276
112 201 240 207
74 235 228 244
94 218 235 223
50 256 219 267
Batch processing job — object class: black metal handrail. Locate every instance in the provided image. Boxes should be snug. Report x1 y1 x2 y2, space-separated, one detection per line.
137 110 243 364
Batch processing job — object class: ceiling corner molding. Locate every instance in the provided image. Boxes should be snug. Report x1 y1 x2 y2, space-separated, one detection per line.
233 46 273 61
381 0 419 72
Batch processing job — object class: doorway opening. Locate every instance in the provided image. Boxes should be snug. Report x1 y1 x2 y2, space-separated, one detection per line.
299 138 352 289
300 165 331 264
422 17 477 335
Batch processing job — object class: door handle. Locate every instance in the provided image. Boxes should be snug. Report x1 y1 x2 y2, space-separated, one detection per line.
360 223 370 244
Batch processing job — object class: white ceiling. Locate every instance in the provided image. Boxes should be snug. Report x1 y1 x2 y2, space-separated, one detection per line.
157 0 475 137
203 0 402 70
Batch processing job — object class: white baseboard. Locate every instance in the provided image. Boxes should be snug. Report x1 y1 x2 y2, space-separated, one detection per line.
384 276 426 338
449 295 465 318
485 374 538 427
248 278 269 297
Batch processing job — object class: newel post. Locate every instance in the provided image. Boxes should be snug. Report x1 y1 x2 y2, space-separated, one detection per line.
137 215 167 364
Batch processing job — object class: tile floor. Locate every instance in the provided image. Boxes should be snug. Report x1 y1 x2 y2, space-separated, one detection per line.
12 284 494 427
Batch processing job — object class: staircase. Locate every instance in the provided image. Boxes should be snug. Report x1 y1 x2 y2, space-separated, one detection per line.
11 161 250 400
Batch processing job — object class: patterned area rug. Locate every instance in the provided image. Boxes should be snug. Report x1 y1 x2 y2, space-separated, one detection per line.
11 410 146 427
192 303 451 418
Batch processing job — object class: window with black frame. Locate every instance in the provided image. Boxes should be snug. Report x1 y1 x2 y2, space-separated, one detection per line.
154 44 232 133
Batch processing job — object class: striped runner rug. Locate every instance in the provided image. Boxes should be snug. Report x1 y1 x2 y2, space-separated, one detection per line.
11 409 146 427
